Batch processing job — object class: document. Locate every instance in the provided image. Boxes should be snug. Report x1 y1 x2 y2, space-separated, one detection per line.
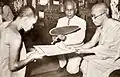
34 44 76 56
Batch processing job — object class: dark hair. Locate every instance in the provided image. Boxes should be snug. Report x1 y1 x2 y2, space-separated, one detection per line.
18 5 37 18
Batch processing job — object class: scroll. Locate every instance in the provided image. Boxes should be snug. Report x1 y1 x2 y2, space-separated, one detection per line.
33 44 76 56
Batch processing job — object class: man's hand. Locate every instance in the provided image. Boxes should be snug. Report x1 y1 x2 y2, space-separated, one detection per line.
51 34 66 44
75 47 84 54
27 48 43 62
57 34 66 41
75 47 90 54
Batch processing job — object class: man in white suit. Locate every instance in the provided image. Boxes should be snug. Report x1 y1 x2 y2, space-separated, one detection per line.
55 0 86 74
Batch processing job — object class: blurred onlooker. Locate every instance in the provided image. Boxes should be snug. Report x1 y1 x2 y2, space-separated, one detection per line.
0 1 14 21
110 0 119 20
117 0 120 20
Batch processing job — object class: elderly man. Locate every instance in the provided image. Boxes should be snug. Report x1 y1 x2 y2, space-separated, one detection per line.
76 3 120 77
54 0 86 74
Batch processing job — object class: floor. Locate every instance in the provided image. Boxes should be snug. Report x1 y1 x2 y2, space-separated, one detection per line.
30 69 82 77
25 56 120 77
25 56 82 77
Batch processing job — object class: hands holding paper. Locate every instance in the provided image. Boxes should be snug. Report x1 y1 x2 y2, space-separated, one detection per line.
27 48 44 62
55 41 77 53
75 46 95 55
75 47 88 54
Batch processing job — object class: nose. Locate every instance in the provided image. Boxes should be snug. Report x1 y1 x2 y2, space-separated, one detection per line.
67 9 71 14
91 17 94 21
91 17 96 23
67 10 71 14
92 16 94 20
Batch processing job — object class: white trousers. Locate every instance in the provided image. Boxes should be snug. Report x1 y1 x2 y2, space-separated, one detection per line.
80 55 120 77
58 53 82 74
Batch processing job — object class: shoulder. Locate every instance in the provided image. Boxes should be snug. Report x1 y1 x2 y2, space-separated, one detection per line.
0 21 12 30
75 16 85 21
74 16 86 24
58 17 67 21
108 18 120 27
1 28 21 45
5 25 21 40
105 18 120 24
104 18 117 27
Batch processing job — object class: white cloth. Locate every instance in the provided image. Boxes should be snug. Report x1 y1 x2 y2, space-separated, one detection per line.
81 19 120 77
56 15 86 74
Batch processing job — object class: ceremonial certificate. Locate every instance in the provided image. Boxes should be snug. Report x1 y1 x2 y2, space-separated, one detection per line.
33 44 76 56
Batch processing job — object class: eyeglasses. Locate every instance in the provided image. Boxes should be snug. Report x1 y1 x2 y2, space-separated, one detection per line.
91 12 106 19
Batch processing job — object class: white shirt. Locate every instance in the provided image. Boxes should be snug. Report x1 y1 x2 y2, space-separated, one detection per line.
56 15 86 45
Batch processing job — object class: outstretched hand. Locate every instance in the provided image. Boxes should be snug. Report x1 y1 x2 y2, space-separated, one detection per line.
75 47 86 54
27 48 44 62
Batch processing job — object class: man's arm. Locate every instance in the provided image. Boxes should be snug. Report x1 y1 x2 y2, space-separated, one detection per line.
9 36 41 72
81 27 101 48
67 20 86 45
9 37 31 72
76 27 101 54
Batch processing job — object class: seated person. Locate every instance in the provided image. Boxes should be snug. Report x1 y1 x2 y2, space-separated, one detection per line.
53 0 86 74
76 3 120 77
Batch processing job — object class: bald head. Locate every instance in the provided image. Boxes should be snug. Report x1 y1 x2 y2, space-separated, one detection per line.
91 3 109 26
64 0 77 18
91 3 108 15
18 6 37 18
64 0 77 10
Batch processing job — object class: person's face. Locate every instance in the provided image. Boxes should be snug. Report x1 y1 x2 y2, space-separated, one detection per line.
23 16 37 32
91 9 106 26
65 4 75 19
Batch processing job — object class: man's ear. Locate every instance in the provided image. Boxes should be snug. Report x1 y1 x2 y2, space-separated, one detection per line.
75 8 77 14
35 16 38 21
106 8 109 15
